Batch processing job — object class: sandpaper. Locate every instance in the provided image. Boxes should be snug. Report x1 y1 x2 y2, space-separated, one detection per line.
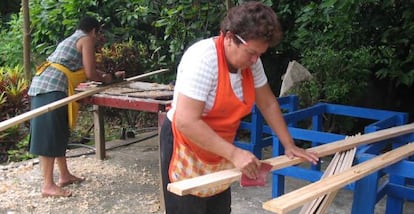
240 162 273 187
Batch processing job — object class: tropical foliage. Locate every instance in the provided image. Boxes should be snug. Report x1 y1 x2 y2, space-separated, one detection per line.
0 0 414 162
0 65 30 162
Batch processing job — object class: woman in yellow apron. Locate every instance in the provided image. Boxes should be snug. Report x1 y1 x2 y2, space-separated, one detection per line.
160 2 319 213
28 16 123 197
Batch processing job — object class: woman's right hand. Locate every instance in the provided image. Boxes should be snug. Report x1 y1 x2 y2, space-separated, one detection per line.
101 73 112 84
230 147 261 179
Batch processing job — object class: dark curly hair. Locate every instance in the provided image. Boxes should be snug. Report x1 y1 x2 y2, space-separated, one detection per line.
220 1 283 47
77 16 101 33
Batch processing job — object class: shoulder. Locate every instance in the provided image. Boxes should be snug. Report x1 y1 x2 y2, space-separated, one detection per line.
250 58 268 87
179 38 217 72
182 38 216 62
76 33 94 50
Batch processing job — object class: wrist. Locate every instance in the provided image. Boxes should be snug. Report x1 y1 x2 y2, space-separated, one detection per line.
101 73 110 82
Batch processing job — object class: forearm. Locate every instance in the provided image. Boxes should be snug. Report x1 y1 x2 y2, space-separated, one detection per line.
175 118 237 161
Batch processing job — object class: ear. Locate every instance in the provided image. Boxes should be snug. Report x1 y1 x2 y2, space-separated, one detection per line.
224 31 234 46
224 31 233 39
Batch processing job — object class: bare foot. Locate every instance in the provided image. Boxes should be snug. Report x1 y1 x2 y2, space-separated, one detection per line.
58 175 85 187
42 185 72 197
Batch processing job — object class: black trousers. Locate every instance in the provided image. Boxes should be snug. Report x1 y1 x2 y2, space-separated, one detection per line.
159 118 231 214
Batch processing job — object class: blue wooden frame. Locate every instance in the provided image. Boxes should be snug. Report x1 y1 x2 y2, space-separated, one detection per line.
352 133 414 214
234 95 299 159
235 97 410 213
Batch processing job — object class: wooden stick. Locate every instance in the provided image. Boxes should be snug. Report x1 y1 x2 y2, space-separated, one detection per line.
262 143 414 214
299 151 342 214
167 123 414 196
315 147 356 213
0 69 168 132
311 137 358 214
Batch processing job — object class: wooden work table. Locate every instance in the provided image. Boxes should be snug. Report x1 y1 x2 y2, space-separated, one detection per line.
78 81 173 160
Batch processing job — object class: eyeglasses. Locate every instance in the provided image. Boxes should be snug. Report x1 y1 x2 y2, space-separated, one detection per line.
234 34 261 59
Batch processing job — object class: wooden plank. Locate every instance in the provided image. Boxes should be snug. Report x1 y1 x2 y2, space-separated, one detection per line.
299 152 341 214
0 69 168 132
315 147 356 213
167 123 414 196
262 143 414 214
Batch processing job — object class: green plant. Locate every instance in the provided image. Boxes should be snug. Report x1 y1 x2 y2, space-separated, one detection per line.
7 134 35 162
0 13 24 67
29 0 100 56
154 0 225 67
0 65 29 118
290 46 374 106
96 39 144 78
0 65 30 163
288 46 374 134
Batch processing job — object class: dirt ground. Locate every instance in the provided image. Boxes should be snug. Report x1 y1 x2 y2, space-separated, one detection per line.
0 132 162 214
1 131 414 214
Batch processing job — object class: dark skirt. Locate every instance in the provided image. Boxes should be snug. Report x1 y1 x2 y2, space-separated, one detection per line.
29 91 69 157
159 119 231 214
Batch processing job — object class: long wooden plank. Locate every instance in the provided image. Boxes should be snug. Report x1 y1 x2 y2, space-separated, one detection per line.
299 150 343 214
0 69 168 132
315 147 356 213
167 123 414 196
308 137 358 214
262 143 414 214
299 152 339 214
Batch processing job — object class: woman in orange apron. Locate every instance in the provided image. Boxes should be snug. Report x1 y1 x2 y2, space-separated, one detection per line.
160 2 319 214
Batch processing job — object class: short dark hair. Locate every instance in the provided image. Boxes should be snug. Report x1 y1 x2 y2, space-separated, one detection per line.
220 1 283 47
77 16 101 33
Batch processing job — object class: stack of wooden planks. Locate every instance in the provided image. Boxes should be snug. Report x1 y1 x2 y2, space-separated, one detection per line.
262 142 414 214
299 136 357 214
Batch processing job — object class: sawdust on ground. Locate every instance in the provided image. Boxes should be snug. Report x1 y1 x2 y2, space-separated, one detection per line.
0 132 163 214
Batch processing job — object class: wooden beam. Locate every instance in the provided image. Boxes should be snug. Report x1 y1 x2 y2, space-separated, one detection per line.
311 148 356 214
0 69 168 132
167 123 414 196
301 136 358 214
262 143 414 214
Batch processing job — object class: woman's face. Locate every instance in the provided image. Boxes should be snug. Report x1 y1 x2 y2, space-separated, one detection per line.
225 32 268 70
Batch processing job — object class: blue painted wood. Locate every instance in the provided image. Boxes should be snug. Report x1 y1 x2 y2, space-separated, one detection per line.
354 135 414 214
351 172 380 214
234 95 410 213
234 95 299 159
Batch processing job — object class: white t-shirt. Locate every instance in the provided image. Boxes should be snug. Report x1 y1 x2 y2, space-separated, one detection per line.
167 37 268 120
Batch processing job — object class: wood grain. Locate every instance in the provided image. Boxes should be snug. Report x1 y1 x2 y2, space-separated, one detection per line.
262 143 414 214
0 69 168 132
167 123 414 196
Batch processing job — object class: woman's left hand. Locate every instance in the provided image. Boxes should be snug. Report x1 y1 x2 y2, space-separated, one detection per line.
284 145 319 165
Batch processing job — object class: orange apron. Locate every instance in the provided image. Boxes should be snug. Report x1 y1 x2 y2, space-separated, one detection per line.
169 34 255 197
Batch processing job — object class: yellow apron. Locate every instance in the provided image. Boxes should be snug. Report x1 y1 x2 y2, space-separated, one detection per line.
36 62 86 129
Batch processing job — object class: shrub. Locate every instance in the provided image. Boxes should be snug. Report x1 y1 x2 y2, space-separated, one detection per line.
0 65 30 163
96 39 144 78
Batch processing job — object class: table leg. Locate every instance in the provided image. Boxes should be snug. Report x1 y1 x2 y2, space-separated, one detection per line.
93 105 106 160
158 111 167 212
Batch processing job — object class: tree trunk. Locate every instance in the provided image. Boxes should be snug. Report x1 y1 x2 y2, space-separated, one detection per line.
22 0 31 80
225 0 233 10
